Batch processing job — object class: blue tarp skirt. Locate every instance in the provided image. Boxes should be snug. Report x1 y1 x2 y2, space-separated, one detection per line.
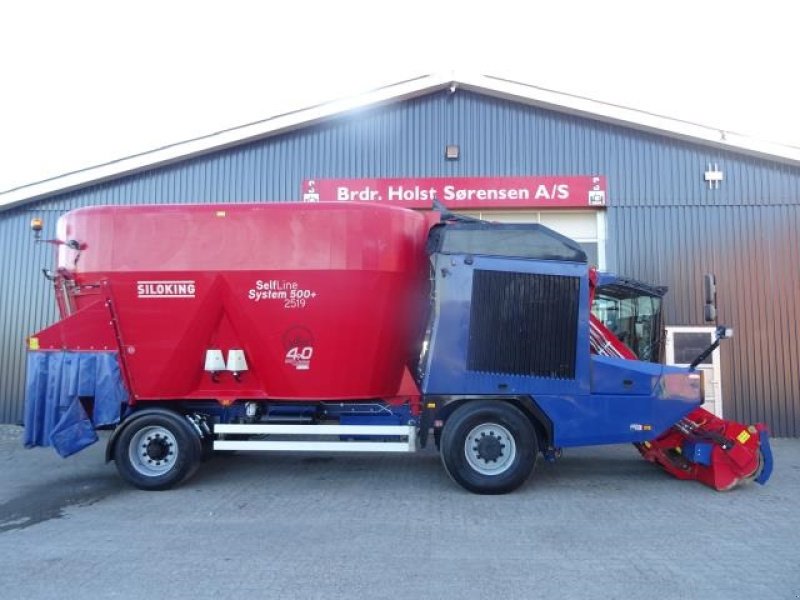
24 351 128 457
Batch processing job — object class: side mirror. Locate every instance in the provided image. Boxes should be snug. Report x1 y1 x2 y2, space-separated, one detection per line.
703 303 717 322
703 273 716 304
703 273 717 323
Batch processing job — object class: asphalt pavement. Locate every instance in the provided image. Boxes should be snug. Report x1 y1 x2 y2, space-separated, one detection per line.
0 424 798 600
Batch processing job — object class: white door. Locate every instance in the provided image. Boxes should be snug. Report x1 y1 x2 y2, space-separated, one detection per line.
664 326 723 417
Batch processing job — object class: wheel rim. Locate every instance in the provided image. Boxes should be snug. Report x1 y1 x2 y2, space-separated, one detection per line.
128 425 179 477
464 423 516 476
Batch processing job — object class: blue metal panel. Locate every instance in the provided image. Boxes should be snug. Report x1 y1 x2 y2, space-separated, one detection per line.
422 254 591 397
535 358 702 447
1 88 799 436
682 441 713 466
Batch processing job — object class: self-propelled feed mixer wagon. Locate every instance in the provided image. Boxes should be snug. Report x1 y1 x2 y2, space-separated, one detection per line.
23 202 773 493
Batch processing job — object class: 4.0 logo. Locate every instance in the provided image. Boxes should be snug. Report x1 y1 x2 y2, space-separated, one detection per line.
285 346 313 370
283 326 314 371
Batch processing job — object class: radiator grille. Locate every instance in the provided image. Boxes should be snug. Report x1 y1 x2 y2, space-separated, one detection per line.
467 270 579 379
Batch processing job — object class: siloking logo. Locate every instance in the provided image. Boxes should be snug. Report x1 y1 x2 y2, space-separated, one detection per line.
137 280 196 299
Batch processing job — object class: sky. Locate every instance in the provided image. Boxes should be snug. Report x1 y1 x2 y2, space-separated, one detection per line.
1 0 798 194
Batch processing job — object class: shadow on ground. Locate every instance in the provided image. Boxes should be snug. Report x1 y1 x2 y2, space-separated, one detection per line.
0 474 123 532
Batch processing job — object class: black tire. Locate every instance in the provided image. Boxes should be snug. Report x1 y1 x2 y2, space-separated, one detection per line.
440 401 538 494
113 411 202 491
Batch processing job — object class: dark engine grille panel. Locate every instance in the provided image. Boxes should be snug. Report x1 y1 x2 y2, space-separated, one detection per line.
468 270 579 379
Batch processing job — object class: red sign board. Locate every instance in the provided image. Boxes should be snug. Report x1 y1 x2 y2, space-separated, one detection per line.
301 176 606 209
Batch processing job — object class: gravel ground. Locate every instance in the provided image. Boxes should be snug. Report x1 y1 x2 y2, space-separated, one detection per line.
0 424 798 599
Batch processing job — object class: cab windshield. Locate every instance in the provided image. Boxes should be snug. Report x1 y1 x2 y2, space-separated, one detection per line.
592 285 664 363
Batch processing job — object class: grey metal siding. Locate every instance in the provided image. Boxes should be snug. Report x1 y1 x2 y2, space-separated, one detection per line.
0 211 59 423
1 90 799 434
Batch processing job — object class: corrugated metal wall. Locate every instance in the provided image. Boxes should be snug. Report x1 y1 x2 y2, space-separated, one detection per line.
1 90 799 434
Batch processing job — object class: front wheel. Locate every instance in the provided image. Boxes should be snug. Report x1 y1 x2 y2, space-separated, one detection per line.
440 401 538 494
113 411 202 490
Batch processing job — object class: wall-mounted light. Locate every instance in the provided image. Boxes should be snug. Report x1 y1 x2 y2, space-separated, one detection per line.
445 145 460 160
30 217 43 238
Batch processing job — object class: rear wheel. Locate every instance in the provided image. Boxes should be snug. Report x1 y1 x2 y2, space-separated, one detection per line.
114 412 201 490
440 401 538 494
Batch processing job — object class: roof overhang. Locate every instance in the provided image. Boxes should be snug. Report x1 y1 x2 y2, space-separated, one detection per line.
2 72 799 212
